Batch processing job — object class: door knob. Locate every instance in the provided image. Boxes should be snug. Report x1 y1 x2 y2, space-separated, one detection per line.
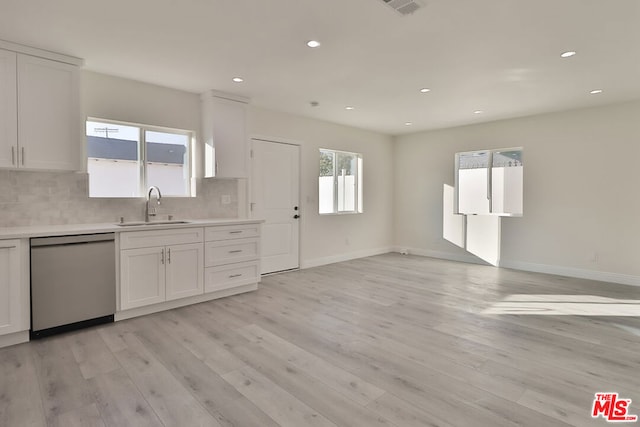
293 214 300 219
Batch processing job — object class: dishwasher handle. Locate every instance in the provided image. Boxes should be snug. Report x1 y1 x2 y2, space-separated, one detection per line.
31 233 115 247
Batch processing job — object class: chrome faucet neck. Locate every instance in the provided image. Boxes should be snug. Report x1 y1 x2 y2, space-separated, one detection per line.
147 186 162 201
145 186 162 222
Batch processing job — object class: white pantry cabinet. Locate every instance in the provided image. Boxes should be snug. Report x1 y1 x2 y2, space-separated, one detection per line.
0 239 29 337
120 228 204 310
201 90 249 178
0 45 81 171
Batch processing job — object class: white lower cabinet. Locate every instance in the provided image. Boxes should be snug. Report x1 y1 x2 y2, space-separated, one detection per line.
165 242 204 301
0 239 29 337
120 246 166 310
118 223 260 317
205 224 261 293
120 228 204 311
205 260 260 293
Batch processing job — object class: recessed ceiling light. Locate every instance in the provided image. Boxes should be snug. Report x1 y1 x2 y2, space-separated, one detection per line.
561 51 576 58
474 110 483 114
306 40 321 48
420 88 431 93
590 89 603 94
232 77 244 83
345 106 354 110
405 122 413 126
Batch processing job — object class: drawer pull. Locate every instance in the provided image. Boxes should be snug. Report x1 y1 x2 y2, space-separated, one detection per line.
228 249 243 254
229 274 243 278
229 231 243 234
0 245 17 249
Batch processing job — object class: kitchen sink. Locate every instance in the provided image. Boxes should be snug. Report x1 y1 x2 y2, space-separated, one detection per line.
116 220 191 227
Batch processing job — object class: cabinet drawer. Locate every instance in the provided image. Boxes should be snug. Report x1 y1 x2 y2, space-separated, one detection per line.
205 238 259 267
205 224 260 241
205 261 259 293
120 227 203 250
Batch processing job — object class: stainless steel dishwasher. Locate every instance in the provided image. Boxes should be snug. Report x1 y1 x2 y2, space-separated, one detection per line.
30 233 116 338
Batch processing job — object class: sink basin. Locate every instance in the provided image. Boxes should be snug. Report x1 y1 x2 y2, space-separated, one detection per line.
116 220 191 227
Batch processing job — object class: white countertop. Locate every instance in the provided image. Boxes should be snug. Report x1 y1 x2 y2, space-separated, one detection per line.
0 218 263 239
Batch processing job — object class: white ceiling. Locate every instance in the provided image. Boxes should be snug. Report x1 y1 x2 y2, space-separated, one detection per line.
2 0 639 135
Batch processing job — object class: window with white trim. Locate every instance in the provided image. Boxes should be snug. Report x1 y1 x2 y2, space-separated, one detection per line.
86 119 193 198
319 149 363 214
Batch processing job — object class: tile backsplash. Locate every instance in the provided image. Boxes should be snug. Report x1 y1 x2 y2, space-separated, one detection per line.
0 170 239 227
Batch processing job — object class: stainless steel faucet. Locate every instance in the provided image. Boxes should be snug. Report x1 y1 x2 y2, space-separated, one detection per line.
145 186 162 222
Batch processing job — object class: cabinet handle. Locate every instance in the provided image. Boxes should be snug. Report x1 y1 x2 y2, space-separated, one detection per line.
229 274 242 278
168 248 171 264
11 147 15 165
161 248 165 265
229 249 243 254
0 245 17 249
21 147 25 166
229 231 242 234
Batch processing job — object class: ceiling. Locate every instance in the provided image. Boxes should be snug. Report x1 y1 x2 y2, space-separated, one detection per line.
2 0 639 135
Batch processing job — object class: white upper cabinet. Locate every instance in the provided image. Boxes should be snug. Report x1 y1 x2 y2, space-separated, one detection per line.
201 91 249 178
0 43 81 171
17 54 80 171
0 50 18 168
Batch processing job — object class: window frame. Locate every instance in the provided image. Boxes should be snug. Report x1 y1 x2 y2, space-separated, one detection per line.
86 117 195 198
318 148 363 215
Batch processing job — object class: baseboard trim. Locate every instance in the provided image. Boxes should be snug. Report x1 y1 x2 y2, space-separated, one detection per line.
0 330 29 349
301 247 393 269
392 247 488 265
115 283 258 321
500 260 640 287
392 247 640 287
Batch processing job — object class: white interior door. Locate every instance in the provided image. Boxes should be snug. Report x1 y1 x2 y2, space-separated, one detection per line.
251 139 300 274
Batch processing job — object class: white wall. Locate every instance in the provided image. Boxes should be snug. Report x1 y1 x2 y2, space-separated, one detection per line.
248 106 394 268
394 101 640 283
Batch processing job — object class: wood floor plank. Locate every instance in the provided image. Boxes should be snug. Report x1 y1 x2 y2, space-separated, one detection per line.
367 392 456 427
153 309 245 375
49 403 105 427
89 368 163 427
229 341 397 427
237 323 386 406
30 337 97 424
222 364 339 427
133 316 280 427
112 331 222 427
68 329 120 380
0 344 46 427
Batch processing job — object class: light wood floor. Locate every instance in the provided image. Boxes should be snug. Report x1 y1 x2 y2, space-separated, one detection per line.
2 254 640 427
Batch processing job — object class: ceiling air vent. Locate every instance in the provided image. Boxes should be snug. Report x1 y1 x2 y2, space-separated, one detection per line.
381 0 424 16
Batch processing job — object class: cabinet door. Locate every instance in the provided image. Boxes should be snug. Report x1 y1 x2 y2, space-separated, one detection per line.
165 243 204 301
120 247 166 310
0 49 17 169
0 240 25 335
17 54 79 171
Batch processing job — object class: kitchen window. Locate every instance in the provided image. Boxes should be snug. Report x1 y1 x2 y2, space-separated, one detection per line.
86 119 193 198
319 149 363 214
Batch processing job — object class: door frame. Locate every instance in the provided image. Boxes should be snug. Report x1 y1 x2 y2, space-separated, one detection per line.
249 135 302 273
